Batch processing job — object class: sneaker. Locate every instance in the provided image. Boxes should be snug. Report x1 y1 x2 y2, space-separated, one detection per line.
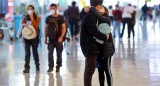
23 69 30 73
56 67 60 72
47 68 53 72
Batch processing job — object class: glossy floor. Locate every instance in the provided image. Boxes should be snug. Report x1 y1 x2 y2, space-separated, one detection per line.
1 20 160 86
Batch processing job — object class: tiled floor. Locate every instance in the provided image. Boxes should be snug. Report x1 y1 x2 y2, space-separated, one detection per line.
1 20 160 86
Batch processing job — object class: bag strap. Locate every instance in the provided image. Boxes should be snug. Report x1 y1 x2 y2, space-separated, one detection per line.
25 18 27 24
49 19 59 32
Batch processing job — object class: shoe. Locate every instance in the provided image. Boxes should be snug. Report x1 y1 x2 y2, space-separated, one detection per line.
75 38 78 40
23 69 30 73
75 36 78 40
47 68 53 72
36 67 40 71
56 67 60 72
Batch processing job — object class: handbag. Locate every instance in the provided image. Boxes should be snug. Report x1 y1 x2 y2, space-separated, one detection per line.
102 34 115 58
16 23 25 38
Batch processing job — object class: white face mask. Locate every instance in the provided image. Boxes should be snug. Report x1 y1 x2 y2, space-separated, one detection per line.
50 9 55 14
27 10 33 15
116 7 119 10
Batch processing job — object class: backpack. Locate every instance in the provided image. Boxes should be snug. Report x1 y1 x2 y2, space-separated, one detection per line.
47 18 59 41
113 10 122 20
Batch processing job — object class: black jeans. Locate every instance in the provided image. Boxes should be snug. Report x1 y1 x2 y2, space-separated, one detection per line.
84 55 97 86
24 37 39 69
130 24 135 38
97 57 112 86
121 18 132 38
48 41 63 68
69 17 79 38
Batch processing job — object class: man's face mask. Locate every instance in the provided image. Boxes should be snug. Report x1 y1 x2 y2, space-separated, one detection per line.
50 9 55 14
115 7 119 10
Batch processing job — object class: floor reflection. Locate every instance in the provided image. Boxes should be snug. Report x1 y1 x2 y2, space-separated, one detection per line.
24 73 30 86
1 20 160 86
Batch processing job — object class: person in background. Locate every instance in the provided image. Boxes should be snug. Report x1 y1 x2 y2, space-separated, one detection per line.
68 1 80 40
45 4 66 73
152 5 157 23
112 4 122 38
130 5 137 40
121 4 136 39
0 29 4 39
141 2 148 21
64 6 70 29
22 5 41 73
108 6 113 25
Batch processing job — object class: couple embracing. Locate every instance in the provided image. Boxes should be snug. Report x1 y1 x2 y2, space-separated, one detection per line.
80 0 115 86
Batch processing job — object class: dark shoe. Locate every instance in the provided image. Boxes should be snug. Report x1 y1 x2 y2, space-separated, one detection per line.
23 69 30 73
36 67 40 71
56 67 60 72
47 68 53 72
75 36 78 40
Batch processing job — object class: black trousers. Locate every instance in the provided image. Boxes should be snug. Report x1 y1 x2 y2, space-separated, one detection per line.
69 18 79 38
97 57 112 86
130 24 135 38
48 41 63 68
121 18 132 38
84 55 97 86
24 37 39 69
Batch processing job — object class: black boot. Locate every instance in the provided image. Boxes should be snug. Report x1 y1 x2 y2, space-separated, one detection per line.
56 67 60 72
23 69 30 73
47 68 53 72
36 66 40 71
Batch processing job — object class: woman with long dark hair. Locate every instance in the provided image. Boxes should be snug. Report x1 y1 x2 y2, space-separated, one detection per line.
22 5 41 73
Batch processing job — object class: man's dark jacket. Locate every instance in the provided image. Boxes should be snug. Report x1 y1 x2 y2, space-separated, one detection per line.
80 8 110 57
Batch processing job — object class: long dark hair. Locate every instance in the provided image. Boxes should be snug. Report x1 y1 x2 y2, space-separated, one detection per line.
102 6 109 16
25 5 37 20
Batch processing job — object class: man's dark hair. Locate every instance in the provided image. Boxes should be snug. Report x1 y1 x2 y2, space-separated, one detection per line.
72 1 76 6
109 6 112 9
116 4 119 8
90 0 103 7
50 3 57 8
128 4 132 6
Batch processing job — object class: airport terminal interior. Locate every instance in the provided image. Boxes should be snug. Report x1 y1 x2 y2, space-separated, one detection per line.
1 0 160 86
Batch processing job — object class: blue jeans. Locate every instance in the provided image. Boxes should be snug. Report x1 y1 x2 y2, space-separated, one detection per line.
113 20 121 38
